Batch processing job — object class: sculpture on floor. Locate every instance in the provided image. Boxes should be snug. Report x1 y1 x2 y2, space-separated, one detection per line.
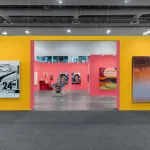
54 77 63 93
55 83 62 93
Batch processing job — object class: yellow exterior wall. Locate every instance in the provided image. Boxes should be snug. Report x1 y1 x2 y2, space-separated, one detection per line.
0 36 150 110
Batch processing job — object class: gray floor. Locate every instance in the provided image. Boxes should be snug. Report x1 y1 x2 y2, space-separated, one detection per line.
34 90 116 111
0 111 150 150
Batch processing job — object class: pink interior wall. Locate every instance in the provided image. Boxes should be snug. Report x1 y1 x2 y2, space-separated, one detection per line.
34 61 42 92
89 55 117 96
34 62 88 91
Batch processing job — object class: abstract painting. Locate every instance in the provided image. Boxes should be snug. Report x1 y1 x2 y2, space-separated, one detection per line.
0 61 20 98
72 73 81 84
100 67 117 90
132 56 150 102
60 72 69 84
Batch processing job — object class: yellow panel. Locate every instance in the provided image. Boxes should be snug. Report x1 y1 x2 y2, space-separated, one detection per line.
0 36 150 110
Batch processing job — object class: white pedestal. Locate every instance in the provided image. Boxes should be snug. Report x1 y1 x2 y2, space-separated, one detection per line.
52 92 64 97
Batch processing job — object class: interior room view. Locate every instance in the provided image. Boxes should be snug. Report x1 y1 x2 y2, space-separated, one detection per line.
33 40 118 111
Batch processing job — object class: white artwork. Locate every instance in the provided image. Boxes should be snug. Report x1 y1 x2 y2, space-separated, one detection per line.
34 72 38 86
0 61 20 98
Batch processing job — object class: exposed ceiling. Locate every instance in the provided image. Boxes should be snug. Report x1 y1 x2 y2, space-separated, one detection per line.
0 0 150 35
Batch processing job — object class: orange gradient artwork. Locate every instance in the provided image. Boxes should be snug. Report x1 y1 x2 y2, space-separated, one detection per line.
133 57 150 102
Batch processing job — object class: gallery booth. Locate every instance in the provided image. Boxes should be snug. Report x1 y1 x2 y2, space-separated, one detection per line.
0 36 150 111
33 41 118 110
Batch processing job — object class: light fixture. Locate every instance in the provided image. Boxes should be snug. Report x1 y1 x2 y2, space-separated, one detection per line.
67 28 71 33
2 31 8 35
25 29 30 35
125 0 128 3
143 29 150 36
59 1 63 4
130 19 140 25
106 28 111 34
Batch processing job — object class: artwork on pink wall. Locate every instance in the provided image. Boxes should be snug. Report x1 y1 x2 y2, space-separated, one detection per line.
60 72 69 84
100 67 117 90
50 75 53 80
43 72 48 77
72 73 81 84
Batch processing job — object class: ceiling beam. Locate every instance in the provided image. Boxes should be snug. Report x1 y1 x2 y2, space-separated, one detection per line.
0 0 150 6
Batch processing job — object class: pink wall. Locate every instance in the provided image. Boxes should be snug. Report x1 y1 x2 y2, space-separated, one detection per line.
89 55 117 96
34 62 88 91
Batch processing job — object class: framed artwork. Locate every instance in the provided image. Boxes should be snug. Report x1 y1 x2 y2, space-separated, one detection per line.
37 56 52 63
72 73 81 84
50 75 53 80
100 67 117 90
43 72 48 77
132 56 150 102
60 72 69 84
34 72 38 85
0 61 20 98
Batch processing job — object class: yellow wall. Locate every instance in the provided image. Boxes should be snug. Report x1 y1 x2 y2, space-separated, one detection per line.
0 36 150 110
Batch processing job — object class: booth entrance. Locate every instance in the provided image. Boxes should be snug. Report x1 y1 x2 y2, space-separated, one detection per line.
31 40 120 111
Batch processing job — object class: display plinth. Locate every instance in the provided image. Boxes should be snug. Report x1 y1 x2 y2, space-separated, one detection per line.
52 92 64 97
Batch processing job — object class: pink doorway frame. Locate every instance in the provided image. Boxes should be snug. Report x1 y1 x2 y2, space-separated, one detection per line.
30 40 120 110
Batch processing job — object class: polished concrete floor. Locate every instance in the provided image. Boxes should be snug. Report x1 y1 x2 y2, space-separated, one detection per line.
1 111 150 150
34 90 116 111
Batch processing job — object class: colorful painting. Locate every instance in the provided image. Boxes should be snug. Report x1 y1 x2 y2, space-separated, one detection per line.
72 73 81 84
60 72 69 84
0 61 20 98
100 67 117 90
132 56 150 102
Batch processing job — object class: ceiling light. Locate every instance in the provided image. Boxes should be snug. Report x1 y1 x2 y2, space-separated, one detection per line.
59 1 63 4
25 29 30 35
67 29 71 33
143 29 150 36
125 0 128 3
106 28 111 34
2 31 8 35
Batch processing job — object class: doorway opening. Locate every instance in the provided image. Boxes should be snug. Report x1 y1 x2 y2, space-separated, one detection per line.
31 40 120 111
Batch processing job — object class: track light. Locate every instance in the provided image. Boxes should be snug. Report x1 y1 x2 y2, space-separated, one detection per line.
106 28 111 34
25 29 30 35
2 31 8 35
143 29 150 36
67 29 71 33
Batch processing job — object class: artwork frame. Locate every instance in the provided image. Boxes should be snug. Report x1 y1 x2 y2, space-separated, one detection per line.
100 67 117 90
72 73 81 84
60 72 69 84
0 61 20 98
132 56 150 102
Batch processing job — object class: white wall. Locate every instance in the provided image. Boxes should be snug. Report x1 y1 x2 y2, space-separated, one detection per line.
34 41 117 60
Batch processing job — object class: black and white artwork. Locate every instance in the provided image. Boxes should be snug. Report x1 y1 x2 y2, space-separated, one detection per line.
0 61 20 98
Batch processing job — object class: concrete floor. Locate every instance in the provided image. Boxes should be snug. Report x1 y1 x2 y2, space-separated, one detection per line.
34 90 116 111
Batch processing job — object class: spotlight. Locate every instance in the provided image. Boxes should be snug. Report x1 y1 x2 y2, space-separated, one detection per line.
25 29 30 35
2 31 8 35
106 28 111 34
59 1 63 4
125 0 128 3
67 29 71 33
143 29 150 36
